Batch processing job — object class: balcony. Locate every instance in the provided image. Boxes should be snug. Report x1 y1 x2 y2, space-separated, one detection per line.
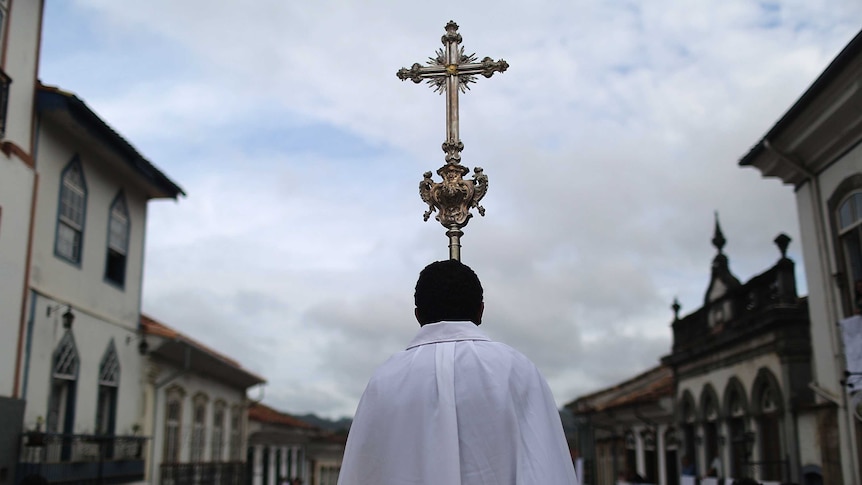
160 462 246 485
17 432 147 484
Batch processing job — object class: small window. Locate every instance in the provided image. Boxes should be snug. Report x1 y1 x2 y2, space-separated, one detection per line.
55 158 87 264
105 192 129 286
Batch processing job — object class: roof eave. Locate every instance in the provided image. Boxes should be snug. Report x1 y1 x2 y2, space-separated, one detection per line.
36 85 186 199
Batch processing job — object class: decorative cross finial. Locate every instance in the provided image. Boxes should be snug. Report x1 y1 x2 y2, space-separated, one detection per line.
398 21 508 261
712 211 726 254
672 297 681 321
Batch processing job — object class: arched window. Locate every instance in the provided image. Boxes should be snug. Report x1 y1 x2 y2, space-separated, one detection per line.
212 400 226 462
105 192 130 287
752 369 784 482
96 340 120 437
229 405 243 461
190 393 208 462
163 386 185 463
700 386 722 478
837 191 862 315
47 330 79 432
55 157 87 264
724 378 749 478
679 391 697 472
641 428 658 483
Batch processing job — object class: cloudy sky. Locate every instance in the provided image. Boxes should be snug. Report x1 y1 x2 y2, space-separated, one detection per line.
39 1 861 419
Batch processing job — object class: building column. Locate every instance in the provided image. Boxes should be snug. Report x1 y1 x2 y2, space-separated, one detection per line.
280 446 288 483
635 426 646 478
253 444 264 485
718 420 729 479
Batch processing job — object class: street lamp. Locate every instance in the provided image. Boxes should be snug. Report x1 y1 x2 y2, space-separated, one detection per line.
47 304 75 329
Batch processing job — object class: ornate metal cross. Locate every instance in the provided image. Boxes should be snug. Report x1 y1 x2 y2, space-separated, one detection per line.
398 20 508 261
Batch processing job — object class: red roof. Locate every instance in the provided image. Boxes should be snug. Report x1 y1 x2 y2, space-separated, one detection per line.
248 402 316 429
141 314 265 383
566 365 673 413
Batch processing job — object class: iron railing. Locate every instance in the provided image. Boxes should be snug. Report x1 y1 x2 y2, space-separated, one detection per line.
18 432 147 484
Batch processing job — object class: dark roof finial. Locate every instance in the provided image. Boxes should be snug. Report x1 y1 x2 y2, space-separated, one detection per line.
712 211 726 254
672 297 681 321
774 233 791 259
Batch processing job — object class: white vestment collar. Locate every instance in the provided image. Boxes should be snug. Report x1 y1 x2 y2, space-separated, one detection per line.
405 321 490 350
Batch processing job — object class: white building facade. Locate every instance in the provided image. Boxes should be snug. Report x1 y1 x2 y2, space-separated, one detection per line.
0 0 43 480
740 29 862 485
14 85 184 484
142 315 265 485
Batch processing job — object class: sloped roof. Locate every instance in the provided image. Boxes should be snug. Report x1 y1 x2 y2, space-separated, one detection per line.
566 365 673 414
36 83 185 199
249 402 317 429
141 314 266 389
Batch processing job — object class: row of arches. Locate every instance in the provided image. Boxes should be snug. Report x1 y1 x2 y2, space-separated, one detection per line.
678 368 785 481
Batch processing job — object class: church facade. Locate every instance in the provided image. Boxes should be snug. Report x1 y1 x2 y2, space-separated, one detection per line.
739 28 862 485
568 222 819 485
662 224 816 484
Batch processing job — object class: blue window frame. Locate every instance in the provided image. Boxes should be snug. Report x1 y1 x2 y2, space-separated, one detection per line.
104 192 130 287
55 157 87 265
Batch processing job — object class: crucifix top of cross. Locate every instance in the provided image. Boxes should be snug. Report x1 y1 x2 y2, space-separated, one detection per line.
397 21 508 165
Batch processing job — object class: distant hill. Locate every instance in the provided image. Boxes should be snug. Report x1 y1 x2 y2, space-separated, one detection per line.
296 414 352 433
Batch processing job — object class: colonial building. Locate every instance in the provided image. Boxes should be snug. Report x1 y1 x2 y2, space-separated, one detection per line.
739 28 862 485
566 365 676 485
0 0 44 479
247 403 345 485
142 315 266 485
662 221 816 485
13 84 184 484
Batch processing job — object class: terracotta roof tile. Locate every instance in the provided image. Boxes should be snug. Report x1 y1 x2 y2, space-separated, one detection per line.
248 403 316 429
141 314 261 379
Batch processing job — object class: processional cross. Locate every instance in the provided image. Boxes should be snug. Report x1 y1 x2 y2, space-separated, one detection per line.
397 21 508 261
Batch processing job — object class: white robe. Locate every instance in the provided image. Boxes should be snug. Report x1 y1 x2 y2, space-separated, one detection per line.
338 321 578 485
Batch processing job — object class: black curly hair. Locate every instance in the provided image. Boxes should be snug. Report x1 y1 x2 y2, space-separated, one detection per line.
414 260 484 325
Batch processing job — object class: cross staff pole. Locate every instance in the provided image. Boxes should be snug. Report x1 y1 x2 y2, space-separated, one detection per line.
398 21 507 261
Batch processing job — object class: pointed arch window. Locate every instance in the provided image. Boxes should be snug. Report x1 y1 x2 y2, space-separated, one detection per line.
96 341 120 437
105 192 130 287
55 157 87 264
837 191 862 314
48 330 79 454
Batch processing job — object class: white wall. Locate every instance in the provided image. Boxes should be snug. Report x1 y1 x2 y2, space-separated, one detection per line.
0 0 42 399
0 159 33 397
794 141 862 484
145 363 247 482
21 293 146 434
2 0 41 152
30 121 148 329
